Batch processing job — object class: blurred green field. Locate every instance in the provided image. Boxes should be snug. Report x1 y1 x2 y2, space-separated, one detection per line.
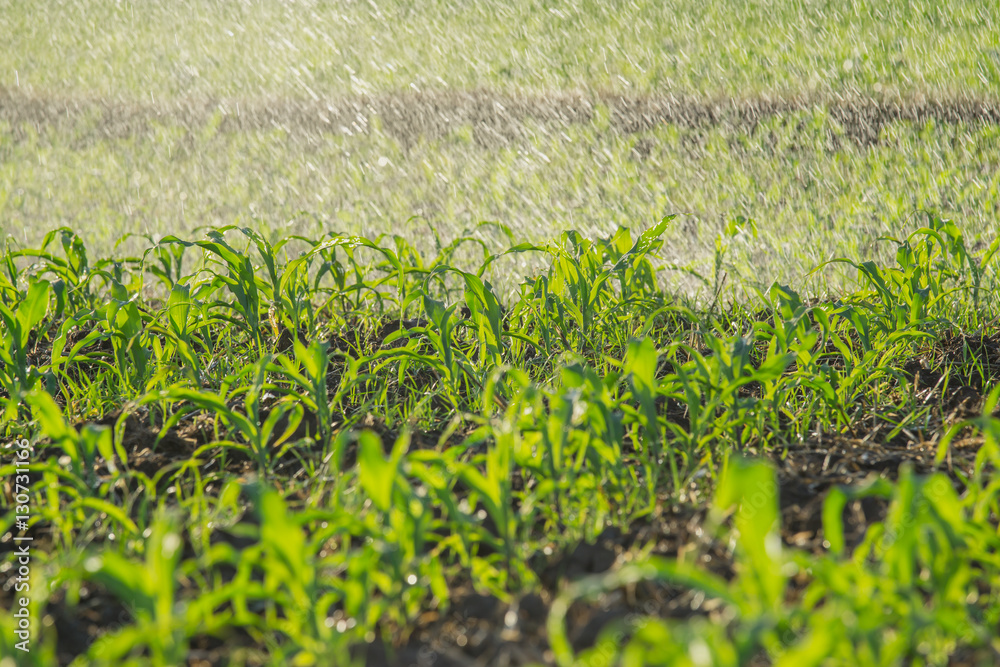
4 0 999 97
2 0 999 290
2 91 1000 296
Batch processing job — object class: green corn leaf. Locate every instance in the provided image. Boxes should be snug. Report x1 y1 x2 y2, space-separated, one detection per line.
16 280 50 349
85 551 154 616
255 487 310 587
822 476 894 556
167 283 191 338
72 497 140 535
714 457 784 613
457 465 502 524
26 388 73 442
982 236 1000 268
358 430 408 512
462 272 504 354
624 337 666 477
585 216 674 310
754 350 795 383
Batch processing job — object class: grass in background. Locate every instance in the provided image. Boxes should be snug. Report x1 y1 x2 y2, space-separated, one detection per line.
2 0 998 97
1 0 1000 284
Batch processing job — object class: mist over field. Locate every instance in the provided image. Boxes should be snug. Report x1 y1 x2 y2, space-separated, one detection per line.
2 0 999 288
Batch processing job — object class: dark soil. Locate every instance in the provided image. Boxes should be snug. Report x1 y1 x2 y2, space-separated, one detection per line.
3 87 999 150
6 322 1000 665
24 396 995 666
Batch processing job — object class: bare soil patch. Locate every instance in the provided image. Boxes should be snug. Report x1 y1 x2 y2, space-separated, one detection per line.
3 87 999 149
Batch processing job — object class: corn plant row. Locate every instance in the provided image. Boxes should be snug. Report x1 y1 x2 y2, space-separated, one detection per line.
1 217 999 665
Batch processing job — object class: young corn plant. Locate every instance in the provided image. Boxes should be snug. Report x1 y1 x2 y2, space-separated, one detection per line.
155 357 303 475
518 218 673 355
659 332 794 473
547 457 786 666
818 217 994 339
558 361 647 524
221 483 356 663
140 233 187 290
80 511 188 664
26 388 123 488
10 228 93 311
274 338 334 448
354 430 450 624
755 283 848 439
161 282 202 383
461 271 508 371
458 415 519 586
622 336 677 487
158 230 266 350
0 279 52 418
810 462 1000 664
103 278 151 390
